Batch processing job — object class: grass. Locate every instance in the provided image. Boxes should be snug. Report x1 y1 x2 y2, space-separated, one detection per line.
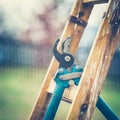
92 86 120 120
0 67 46 120
0 67 120 120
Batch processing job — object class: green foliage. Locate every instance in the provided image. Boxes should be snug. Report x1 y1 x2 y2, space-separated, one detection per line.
0 68 119 120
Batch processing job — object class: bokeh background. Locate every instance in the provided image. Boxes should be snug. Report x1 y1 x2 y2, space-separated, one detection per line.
0 0 120 120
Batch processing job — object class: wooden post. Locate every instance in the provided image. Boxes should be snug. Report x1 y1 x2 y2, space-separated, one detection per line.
67 0 120 119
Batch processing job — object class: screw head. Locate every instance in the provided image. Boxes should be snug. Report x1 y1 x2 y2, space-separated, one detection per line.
75 65 80 70
69 80 75 86
59 68 64 73
64 56 71 62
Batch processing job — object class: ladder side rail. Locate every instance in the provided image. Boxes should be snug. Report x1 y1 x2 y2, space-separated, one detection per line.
67 0 120 119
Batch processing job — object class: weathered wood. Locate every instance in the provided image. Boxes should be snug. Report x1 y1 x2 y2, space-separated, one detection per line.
83 0 108 4
67 0 120 119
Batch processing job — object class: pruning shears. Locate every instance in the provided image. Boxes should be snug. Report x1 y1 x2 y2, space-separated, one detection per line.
43 37 83 120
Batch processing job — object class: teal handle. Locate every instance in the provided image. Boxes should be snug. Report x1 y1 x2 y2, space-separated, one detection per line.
44 65 82 120
97 96 120 120
43 80 68 120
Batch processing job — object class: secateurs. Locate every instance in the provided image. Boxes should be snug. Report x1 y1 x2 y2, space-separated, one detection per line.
43 37 83 120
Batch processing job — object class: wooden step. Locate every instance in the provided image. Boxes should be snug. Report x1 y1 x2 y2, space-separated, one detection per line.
83 0 109 4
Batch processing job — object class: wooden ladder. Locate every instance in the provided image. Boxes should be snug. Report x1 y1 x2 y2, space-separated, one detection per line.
30 0 120 119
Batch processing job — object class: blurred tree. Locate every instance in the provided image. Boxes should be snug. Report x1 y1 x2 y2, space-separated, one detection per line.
20 0 72 45
0 7 5 34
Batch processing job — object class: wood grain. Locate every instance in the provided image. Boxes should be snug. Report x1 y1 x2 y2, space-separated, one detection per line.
67 0 120 119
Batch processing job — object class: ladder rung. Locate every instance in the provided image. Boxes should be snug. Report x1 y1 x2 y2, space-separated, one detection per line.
83 0 109 4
